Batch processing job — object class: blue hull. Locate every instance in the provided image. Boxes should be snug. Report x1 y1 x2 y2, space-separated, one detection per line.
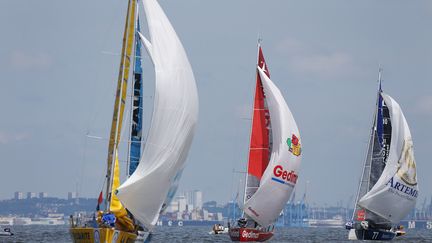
355 229 396 241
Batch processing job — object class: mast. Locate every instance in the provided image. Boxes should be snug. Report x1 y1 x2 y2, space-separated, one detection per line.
105 0 137 210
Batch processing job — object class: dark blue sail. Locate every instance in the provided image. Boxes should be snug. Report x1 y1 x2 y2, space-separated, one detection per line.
129 18 143 176
376 80 384 147
376 93 384 147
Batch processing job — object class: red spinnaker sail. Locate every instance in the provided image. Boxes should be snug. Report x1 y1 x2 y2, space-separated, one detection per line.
247 46 271 180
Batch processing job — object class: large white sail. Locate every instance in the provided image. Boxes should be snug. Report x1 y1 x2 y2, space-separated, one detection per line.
358 93 418 223
117 0 198 230
243 67 301 227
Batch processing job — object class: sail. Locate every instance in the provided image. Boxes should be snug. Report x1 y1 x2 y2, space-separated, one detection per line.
160 169 184 213
117 0 199 230
128 16 144 176
243 67 301 227
110 150 135 231
358 93 418 223
244 46 270 204
352 88 392 225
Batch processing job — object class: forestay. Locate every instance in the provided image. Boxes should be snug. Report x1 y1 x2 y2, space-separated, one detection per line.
117 0 199 230
358 93 418 223
243 67 301 227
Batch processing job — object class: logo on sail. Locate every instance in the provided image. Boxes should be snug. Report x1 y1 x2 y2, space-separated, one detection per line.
397 138 417 186
272 165 298 186
286 134 301 156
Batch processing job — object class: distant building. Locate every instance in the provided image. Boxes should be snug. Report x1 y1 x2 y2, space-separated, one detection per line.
14 192 24 200
203 209 209 220
39 192 48 198
68 192 78 200
193 190 203 209
26 192 37 199
177 196 187 213
165 201 179 213
184 190 203 210
216 212 223 221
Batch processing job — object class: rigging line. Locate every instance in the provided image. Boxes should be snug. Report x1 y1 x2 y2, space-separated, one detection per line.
86 0 126 143
101 51 150 60
86 134 147 145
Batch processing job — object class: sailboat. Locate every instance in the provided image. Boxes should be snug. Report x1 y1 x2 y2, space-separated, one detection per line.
70 0 198 242
346 69 418 241
228 43 302 242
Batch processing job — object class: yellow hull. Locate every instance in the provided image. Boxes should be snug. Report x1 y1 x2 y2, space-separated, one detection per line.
70 227 137 243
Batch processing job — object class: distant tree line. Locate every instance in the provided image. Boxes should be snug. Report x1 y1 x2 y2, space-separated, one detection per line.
0 198 97 217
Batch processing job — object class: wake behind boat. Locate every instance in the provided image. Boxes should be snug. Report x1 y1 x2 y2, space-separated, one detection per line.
346 69 418 241
228 42 302 242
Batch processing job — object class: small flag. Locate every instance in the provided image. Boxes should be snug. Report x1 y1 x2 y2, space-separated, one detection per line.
96 191 103 211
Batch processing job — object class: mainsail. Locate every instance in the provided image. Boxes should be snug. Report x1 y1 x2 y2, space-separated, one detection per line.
243 46 271 204
128 16 144 176
117 0 199 230
243 46 302 227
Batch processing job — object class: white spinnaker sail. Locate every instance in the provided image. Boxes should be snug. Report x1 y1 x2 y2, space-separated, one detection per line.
358 93 418 223
117 0 198 230
243 67 301 227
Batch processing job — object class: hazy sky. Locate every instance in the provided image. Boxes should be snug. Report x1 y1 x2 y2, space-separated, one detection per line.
0 0 431 208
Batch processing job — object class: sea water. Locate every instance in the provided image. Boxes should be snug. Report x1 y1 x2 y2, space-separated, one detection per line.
4 225 432 242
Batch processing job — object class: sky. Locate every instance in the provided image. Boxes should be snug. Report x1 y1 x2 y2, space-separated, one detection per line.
0 0 431 208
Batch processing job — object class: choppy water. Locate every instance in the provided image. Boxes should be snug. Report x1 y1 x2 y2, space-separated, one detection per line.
2 225 432 242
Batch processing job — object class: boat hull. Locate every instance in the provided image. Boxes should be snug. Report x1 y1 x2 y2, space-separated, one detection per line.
351 228 396 241
70 227 137 243
228 227 273 242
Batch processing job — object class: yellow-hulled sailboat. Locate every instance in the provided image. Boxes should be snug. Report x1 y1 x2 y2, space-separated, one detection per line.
70 0 199 242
